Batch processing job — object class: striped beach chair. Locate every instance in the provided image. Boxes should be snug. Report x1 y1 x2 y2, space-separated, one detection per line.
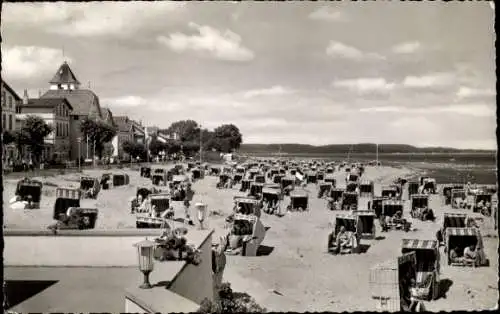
401 239 440 301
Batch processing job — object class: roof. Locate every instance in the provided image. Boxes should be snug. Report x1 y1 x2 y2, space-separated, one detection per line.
1 80 22 100
5 267 137 313
49 62 80 85
402 239 438 250
114 116 132 133
102 108 116 127
41 89 102 117
19 98 73 111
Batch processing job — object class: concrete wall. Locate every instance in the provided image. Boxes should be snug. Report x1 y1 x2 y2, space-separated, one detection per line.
125 298 149 313
169 233 214 304
4 230 161 267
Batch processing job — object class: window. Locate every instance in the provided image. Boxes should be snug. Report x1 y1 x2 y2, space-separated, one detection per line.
2 91 6 107
8 114 12 131
2 113 5 128
8 96 13 109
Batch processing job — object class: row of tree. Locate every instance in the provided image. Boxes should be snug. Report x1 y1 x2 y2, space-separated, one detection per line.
2 116 242 165
122 119 243 160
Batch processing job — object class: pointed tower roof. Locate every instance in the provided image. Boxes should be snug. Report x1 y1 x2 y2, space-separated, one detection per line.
49 61 80 85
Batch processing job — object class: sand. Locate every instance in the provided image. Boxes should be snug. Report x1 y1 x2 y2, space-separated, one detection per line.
3 164 498 311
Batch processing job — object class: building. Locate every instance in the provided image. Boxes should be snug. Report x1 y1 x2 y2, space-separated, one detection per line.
4 229 214 313
112 116 134 160
40 61 106 161
16 95 73 162
1 80 22 162
131 119 145 144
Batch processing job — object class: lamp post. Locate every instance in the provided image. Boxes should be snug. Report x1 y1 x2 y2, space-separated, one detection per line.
199 124 202 164
133 238 155 289
77 137 81 172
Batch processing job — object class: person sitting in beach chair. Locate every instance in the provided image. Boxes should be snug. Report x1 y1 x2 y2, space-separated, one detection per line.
262 199 269 214
161 206 175 220
270 199 280 215
450 246 465 264
463 244 478 266
482 201 491 216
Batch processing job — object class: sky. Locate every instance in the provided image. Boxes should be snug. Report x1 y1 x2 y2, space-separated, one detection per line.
1 1 496 149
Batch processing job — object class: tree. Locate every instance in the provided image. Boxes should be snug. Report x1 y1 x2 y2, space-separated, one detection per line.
163 120 200 142
2 131 15 146
181 140 200 157
197 282 266 313
122 141 146 160
212 124 243 153
148 135 167 157
15 116 53 164
80 118 117 159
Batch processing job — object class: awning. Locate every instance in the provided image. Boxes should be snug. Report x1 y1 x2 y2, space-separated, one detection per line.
446 227 479 237
402 239 438 250
56 187 81 200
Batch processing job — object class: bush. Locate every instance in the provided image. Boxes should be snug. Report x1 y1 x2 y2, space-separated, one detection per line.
197 282 266 313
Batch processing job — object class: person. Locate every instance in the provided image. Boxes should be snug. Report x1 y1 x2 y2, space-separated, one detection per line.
335 226 351 253
464 244 477 265
477 199 484 211
449 246 464 264
379 215 388 232
262 200 269 214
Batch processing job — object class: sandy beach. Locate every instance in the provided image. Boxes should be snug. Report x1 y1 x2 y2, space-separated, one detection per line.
3 164 498 311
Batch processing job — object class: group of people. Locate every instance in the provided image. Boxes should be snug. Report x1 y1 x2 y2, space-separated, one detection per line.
262 197 280 215
449 244 486 267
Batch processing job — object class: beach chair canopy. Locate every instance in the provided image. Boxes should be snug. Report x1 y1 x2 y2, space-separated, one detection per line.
475 193 492 204
411 195 429 209
451 189 466 199
150 194 170 211
382 200 404 217
16 181 43 203
136 187 152 200
335 215 357 234
401 239 439 273
443 213 467 229
359 181 373 193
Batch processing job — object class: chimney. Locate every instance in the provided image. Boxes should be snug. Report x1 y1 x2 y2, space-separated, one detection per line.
38 90 42 97
23 89 29 105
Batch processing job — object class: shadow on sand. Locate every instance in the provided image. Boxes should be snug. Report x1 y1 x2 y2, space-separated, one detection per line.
374 236 386 240
257 245 275 256
358 244 371 254
436 278 453 300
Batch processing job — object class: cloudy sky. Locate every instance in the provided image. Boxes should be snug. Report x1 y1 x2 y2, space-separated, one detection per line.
2 1 496 149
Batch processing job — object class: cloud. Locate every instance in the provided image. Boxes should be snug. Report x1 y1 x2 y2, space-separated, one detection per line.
3 2 185 37
359 103 495 118
157 22 255 62
308 6 345 22
332 78 395 93
242 86 294 99
359 106 401 113
2 45 69 80
391 41 421 54
456 86 495 99
402 73 455 88
103 96 147 108
438 103 495 117
326 41 384 60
